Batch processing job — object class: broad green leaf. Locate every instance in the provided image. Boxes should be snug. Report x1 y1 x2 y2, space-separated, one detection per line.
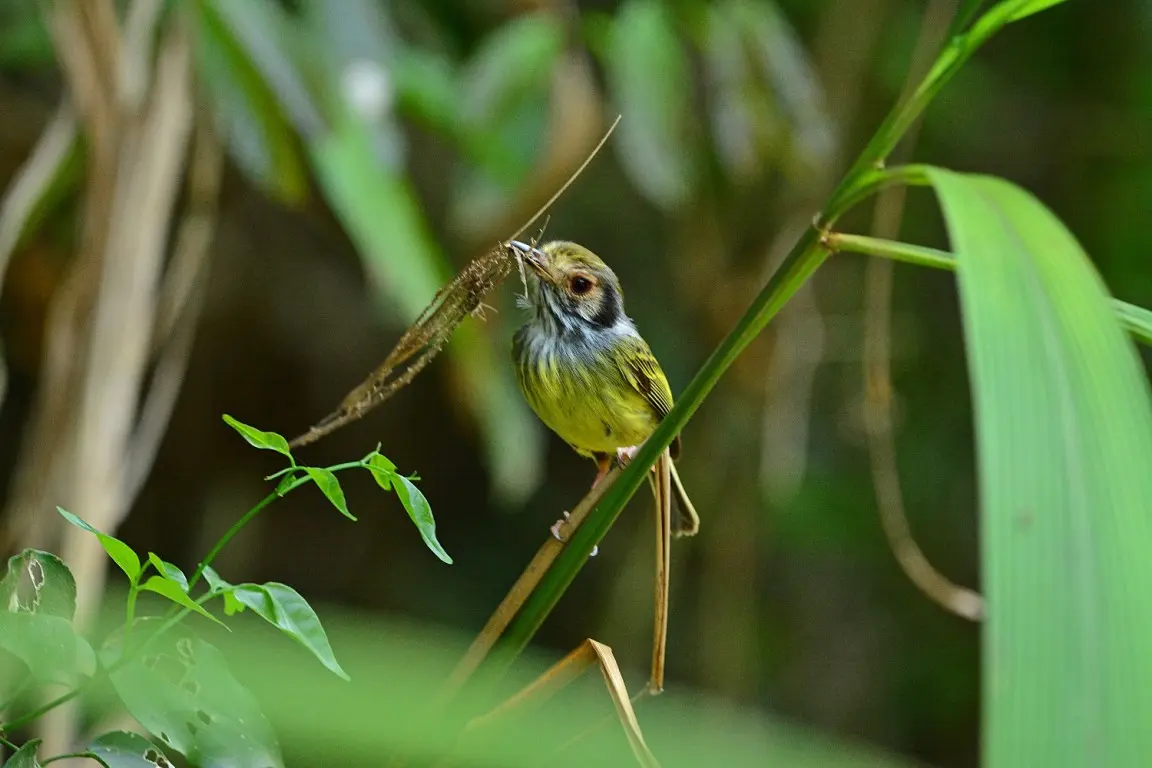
1008 0 1070 22
221 414 292 457
725 0 833 181
146 554 188 593
3 739 42 767
309 111 446 321
140 577 226 629
57 508 141 583
0 549 76 619
191 0 309 205
196 0 324 136
304 467 355 520
87 731 172 768
105 626 283 768
0 104 81 301
229 583 349 680
392 476 452 564
365 452 396 491
605 0 699 210
0 612 96 685
451 12 562 205
924 168 1152 767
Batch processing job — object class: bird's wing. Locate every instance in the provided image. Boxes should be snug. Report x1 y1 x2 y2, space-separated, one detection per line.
618 337 682 458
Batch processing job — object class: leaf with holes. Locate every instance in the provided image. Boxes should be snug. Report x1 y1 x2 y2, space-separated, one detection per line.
140 577 227 629
392 476 451 564
146 554 189 593
924 168 1152 766
0 549 76 619
229 582 348 680
3 739 42 767
221 414 292 457
365 452 396 491
56 508 141 583
304 467 355 520
105 625 284 768
88 731 173 768
0 611 96 685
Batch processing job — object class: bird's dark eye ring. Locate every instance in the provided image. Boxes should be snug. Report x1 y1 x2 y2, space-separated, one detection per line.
570 276 594 295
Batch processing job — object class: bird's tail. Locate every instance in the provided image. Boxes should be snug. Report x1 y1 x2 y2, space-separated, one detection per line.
646 459 700 537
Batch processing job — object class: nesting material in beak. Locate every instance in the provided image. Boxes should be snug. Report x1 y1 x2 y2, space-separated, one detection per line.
509 240 552 281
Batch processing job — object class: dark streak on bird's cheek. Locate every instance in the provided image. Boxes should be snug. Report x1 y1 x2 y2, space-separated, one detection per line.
589 283 620 329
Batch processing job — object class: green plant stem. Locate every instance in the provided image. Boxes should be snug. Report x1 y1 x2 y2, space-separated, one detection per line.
827 232 1152 346
474 0 1045 683
43 751 110 767
186 459 364 591
0 675 30 715
827 232 955 269
122 582 140 648
0 735 18 751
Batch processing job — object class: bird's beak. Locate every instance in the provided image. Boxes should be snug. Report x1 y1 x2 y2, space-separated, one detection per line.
509 240 553 281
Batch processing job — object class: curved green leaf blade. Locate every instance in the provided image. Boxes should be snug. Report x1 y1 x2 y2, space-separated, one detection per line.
304 467 355 520
0 548 76 619
191 0 309 205
605 0 699 209
221 415 292 457
3 739 42 767
1008 0 1071 22
146 554 188 593
229 583 348 680
88 731 172 768
139 577 226 629
105 627 283 768
392 476 452 564
925 168 1152 767
0 612 96 685
1112 299 1152 347
56 508 141 583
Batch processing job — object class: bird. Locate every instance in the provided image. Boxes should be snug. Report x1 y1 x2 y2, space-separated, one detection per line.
509 239 699 539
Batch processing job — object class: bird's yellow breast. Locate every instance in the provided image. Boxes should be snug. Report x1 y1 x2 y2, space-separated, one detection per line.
513 332 660 457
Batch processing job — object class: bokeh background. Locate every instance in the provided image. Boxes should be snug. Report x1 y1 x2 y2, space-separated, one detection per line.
1 0 1150 765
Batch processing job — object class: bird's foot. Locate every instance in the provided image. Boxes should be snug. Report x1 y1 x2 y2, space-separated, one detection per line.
550 511 598 557
615 445 640 468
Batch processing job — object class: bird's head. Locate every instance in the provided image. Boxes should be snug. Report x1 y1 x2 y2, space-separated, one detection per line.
511 240 628 333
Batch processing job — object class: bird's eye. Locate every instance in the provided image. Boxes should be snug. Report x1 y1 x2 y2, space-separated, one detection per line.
569 275 594 295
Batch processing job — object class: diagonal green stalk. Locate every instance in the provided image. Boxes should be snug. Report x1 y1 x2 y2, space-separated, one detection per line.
827 232 1152 347
476 0 1054 681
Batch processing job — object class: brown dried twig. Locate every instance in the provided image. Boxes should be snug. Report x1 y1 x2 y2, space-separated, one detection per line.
861 0 983 621
288 115 622 449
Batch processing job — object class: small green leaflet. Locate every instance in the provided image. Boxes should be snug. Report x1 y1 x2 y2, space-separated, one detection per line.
222 414 293 457
4 739 43 767
366 452 396 490
230 582 349 680
305 467 356 520
392 475 451 564
140 577 227 629
57 508 141 583
147 553 189 592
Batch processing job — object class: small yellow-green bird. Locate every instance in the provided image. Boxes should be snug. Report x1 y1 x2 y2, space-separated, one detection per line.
510 239 699 538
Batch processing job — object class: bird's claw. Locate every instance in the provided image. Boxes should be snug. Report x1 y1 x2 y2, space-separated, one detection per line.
550 511 598 557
